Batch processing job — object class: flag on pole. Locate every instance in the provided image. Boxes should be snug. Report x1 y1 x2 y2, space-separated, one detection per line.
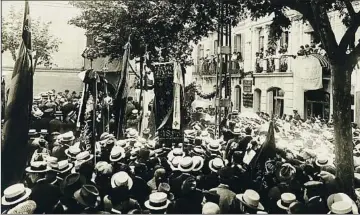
250 120 277 169
114 36 131 138
2 0 33 188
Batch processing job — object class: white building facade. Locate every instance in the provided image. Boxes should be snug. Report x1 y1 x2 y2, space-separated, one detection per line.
191 9 360 125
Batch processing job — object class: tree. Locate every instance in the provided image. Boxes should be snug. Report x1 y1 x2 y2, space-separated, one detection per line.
2 6 61 70
69 1 242 64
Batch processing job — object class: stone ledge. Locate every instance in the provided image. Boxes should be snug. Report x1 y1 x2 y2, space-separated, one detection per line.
253 72 293 78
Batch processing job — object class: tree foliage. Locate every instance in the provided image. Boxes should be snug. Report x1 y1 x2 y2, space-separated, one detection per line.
69 0 243 64
2 6 62 69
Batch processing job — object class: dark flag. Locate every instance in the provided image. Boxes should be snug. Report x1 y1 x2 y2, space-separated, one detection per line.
2 0 33 190
250 120 277 169
114 36 131 139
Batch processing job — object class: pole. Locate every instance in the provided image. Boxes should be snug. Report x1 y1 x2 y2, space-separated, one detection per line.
138 46 146 134
224 3 229 117
218 0 224 136
214 0 221 138
92 71 97 165
228 4 232 114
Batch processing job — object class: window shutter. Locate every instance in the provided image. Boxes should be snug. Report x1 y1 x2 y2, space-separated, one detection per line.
233 35 238 52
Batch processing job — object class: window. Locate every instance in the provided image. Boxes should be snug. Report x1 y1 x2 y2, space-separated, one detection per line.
214 40 218 55
258 28 265 52
198 44 204 59
280 31 289 47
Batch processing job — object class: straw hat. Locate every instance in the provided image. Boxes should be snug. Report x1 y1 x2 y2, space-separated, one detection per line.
192 156 204 172
1 184 32 206
207 140 221 152
202 202 220 214
109 146 125 162
167 148 185 161
127 129 138 139
111 172 133 189
115 140 130 149
169 156 182 171
329 201 354 214
74 151 94 167
33 96 42 102
327 193 358 214
6 200 37 214
315 156 332 167
65 146 81 159
209 158 225 173
25 161 50 173
178 156 195 173
277 193 296 210
144 192 170 211
60 131 75 143
95 162 113 176
53 160 73 174
236 189 264 210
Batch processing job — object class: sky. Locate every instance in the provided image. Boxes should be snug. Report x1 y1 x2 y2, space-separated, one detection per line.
1 1 86 69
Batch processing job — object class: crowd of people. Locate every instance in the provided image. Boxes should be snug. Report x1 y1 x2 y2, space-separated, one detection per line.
297 43 326 57
2 91 360 214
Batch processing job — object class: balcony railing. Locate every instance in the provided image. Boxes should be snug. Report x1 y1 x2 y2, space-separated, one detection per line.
255 55 294 73
194 61 244 76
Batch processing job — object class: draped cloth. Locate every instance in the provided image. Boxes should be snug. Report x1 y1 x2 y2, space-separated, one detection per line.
293 56 323 91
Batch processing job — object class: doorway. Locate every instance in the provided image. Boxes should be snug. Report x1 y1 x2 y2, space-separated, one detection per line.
234 85 241 112
254 88 261 112
305 90 330 120
267 87 284 117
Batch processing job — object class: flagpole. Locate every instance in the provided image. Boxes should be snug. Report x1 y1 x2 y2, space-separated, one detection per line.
93 71 97 165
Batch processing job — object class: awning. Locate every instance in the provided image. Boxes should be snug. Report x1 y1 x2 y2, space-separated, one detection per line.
310 53 330 70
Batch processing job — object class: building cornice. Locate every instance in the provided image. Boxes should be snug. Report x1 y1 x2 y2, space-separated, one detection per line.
253 72 293 78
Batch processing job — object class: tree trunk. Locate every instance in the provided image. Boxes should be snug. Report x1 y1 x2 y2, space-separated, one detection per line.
332 62 355 199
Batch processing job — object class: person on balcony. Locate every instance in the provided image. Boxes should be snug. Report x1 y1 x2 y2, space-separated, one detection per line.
317 44 326 56
255 52 262 73
297 45 306 56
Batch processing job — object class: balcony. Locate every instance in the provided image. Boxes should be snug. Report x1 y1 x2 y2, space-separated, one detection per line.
254 55 294 74
193 61 245 77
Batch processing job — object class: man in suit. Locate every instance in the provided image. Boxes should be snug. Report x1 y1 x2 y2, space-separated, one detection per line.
237 127 253 152
209 167 236 214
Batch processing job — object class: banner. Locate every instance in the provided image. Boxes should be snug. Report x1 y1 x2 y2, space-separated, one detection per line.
293 56 323 91
153 62 183 145
114 37 131 139
2 0 33 189
172 63 183 130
